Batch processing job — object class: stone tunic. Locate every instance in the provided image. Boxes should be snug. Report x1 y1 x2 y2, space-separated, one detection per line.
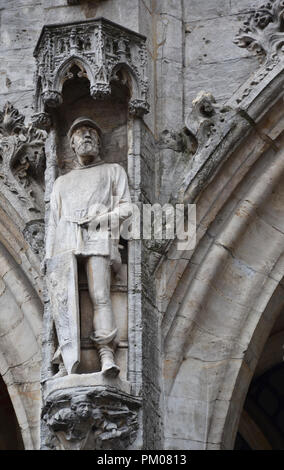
46 162 132 265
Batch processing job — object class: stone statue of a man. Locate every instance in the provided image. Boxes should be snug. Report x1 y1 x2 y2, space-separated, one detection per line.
45 117 132 378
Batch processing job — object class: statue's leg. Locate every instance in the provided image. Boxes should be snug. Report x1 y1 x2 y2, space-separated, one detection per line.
85 255 120 377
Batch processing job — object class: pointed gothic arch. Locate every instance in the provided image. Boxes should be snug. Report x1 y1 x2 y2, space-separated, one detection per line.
158 54 284 449
0 213 43 449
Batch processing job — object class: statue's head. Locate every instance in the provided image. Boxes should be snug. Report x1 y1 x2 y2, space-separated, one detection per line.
68 117 102 166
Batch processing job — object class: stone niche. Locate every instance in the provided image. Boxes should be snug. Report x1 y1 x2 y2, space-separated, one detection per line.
33 18 149 450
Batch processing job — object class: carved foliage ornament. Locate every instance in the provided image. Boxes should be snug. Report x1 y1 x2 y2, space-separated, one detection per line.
0 102 46 215
234 0 284 61
42 387 141 450
33 17 149 126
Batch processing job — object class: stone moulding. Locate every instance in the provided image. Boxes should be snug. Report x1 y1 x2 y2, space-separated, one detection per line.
42 385 141 450
32 17 149 128
234 0 284 62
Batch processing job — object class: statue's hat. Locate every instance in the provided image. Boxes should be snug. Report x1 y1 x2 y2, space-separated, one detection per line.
68 117 102 140
71 394 92 405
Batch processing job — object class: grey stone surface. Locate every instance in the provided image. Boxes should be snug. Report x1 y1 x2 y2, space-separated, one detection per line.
184 57 258 110
0 4 43 50
183 0 259 116
184 0 231 21
44 0 140 38
1 0 283 453
185 16 252 66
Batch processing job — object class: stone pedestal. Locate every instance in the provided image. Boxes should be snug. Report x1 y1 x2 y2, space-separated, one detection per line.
42 377 141 450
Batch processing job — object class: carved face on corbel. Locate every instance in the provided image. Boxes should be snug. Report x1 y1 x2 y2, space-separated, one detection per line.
70 395 93 420
70 126 101 166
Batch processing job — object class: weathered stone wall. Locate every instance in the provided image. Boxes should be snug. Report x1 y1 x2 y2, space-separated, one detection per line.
183 0 260 111
0 0 258 130
0 0 266 450
0 0 141 122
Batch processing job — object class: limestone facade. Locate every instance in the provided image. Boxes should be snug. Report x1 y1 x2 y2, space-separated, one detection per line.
0 0 284 450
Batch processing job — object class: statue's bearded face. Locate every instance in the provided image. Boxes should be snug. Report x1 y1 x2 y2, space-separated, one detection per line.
71 126 101 165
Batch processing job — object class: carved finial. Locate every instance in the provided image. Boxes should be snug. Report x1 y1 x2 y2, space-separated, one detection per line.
234 0 284 60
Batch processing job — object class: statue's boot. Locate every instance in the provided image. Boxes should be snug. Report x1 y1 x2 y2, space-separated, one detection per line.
98 345 120 378
52 362 68 379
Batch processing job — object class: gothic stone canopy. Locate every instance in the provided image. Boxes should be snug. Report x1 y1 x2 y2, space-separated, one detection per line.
33 17 149 125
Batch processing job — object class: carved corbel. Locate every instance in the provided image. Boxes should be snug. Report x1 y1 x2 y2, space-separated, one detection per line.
129 99 150 117
41 90 63 109
42 386 141 450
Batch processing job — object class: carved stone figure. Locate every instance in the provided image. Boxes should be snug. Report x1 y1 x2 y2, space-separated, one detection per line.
45 117 132 379
42 386 141 450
